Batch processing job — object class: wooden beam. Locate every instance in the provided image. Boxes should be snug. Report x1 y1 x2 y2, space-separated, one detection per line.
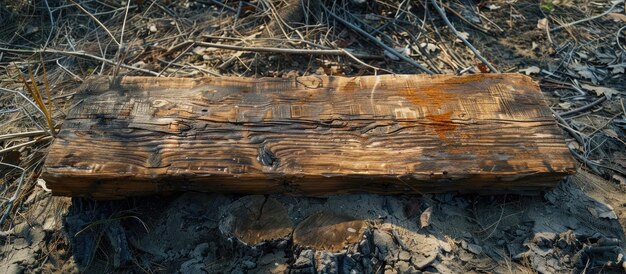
42 74 577 199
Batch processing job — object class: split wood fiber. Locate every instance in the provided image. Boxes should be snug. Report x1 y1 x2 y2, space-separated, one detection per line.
43 74 577 199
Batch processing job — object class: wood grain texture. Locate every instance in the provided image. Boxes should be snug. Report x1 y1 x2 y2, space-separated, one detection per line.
42 74 577 199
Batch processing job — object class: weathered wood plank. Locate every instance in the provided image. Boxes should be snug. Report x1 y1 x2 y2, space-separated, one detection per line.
42 74 577 199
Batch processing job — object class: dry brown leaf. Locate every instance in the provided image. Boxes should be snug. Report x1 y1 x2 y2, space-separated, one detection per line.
581 84 620 99
420 206 433 228
559 102 572 109
537 18 548 29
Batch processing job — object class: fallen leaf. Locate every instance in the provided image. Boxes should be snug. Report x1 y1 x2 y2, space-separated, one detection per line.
420 43 438 53
577 70 596 81
570 63 598 82
420 206 433 228
558 102 572 109
537 18 548 29
581 84 620 99
519 66 541 75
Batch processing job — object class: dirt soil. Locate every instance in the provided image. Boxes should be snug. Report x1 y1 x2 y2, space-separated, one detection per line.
1 0 625 273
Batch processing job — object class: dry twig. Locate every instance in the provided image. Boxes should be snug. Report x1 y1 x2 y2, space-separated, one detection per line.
322 5 434 74
429 0 499 73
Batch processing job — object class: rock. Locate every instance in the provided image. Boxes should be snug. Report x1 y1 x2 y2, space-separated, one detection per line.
373 230 397 263
179 258 203 273
191 243 209 259
256 251 288 273
461 240 482 255
532 232 557 247
293 250 314 269
439 240 452 253
411 253 437 270
394 261 419 274
398 250 411 261
458 250 473 262
588 202 618 219
466 243 483 255
241 260 256 270
384 264 397 274
362 258 374 274
359 239 371 255
315 251 339 273
219 196 293 246
276 239 289 249
343 254 357 273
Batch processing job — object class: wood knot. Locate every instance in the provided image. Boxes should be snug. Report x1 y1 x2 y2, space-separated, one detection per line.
257 145 278 167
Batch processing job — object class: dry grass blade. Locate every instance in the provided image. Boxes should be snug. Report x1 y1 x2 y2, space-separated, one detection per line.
0 47 159 76
15 65 56 137
322 5 435 74
67 0 120 46
429 0 499 73
39 54 53 112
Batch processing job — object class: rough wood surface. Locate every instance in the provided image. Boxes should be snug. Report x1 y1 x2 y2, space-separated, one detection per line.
42 74 577 199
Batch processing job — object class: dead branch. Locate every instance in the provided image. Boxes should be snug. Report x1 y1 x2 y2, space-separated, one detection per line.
190 40 384 59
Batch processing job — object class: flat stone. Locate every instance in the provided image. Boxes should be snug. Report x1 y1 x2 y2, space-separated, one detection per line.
294 212 366 252
219 196 292 246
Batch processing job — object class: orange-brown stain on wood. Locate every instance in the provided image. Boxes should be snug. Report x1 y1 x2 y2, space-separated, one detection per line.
402 85 458 108
426 112 456 140
403 85 459 140
340 80 360 92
